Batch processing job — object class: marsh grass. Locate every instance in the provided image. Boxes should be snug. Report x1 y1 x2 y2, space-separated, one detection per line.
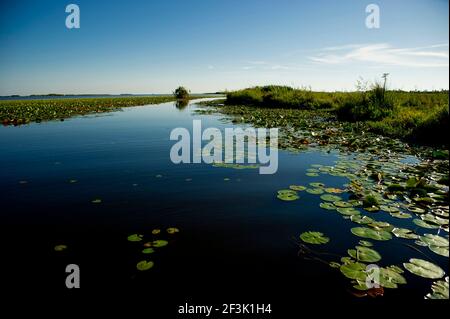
223 85 448 146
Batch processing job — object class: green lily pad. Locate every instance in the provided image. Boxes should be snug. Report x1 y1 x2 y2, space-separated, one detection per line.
368 221 391 229
152 229 161 235
289 185 306 191
319 202 336 210
128 234 143 242
167 227 180 234
324 187 345 194
429 245 449 257
422 214 448 226
300 231 330 245
277 189 299 201
54 245 67 252
341 256 353 264
152 240 169 247
426 278 449 299
378 267 407 288
320 194 342 202
334 201 353 208
310 182 325 188
380 205 400 213
420 234 449 247
392 228 419 240
340 262 367 281
136 260 154 271
386 265 404 274
390 211 412 219
351 215 374 225
351 227 392 241
403 258 445 279
306 188 324 195
364 206 380 212
408 206 426 214
413 219 440 229
348 246 381 263
358 240 373 247
337 207 360 216
142 248 155 254
329 262 341 268
91 199 102 204
306 173 319 177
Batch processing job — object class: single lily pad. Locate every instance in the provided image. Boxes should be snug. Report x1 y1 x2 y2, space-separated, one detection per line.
358 240 373 247
167 227 180 234
300 231 330 245
425 278 449 299
152 229 161 235
334 201 353 208
91 199 102 204
408 206 426 214
306 172 319 177
420 234 449 247
128 234 143 242
320 194 342 202
337 207 360 216
351 227 392 241
277 189 299 201
324 187 345 194
390 212 412 219
392 228 419 240
403 258 445 279
429 245 449 257
54 245 67 252
351 215 374 225
378 267 407 288
152 240 169 247
142 248 155 254
340 262 367 281
348 246 381 263
310 182 325 188
306 188 324 195
320 202 336 210
289 185 306 191
136 260 154 271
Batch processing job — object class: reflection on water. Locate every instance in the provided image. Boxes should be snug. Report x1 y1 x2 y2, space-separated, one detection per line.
0 98 447 302
175 99 189 110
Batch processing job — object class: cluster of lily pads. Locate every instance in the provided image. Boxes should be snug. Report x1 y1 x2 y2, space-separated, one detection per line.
127 227 180 271
291 156 448 298
299 230 447 297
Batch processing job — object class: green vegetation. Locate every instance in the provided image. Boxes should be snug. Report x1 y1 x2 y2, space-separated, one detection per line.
220 80 448 146
173 86 190 100
0 95 209 125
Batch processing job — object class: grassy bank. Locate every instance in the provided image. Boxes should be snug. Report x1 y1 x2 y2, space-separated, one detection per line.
225 86 449 146
0 96 210 125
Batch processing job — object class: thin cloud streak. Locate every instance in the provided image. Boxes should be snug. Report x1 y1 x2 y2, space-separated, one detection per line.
309 43 449 67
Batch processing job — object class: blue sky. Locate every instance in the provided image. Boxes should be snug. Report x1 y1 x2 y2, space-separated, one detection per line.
0 0 448 95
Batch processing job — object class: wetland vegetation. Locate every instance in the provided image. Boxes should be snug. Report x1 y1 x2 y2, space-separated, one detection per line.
0 95 212 125
199 81 448 147
195 84 449 298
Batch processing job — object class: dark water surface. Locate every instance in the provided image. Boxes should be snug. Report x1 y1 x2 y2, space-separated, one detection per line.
1 99 447 311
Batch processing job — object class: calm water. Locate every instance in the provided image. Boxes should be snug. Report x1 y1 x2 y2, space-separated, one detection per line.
1 99 446 307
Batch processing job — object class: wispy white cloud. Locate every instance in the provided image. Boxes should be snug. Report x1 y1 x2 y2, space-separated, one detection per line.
246 60 268 65
309 43 449 67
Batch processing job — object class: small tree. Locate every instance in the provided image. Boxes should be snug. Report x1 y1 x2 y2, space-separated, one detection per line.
173 86 190 100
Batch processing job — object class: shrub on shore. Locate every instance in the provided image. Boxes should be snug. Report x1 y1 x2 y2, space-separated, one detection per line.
173 86 190 100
